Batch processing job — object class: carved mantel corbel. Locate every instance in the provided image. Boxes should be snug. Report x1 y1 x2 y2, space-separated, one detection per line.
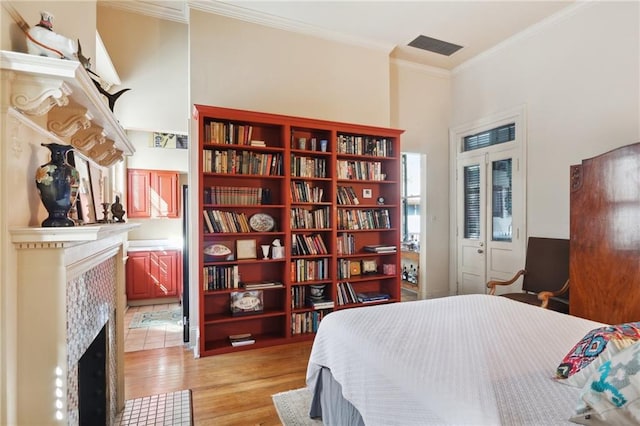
8 73 71 116
71 124 105 151
47 104 92 137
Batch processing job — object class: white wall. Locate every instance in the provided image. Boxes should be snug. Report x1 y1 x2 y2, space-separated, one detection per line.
390 60 452 298
97 5 189 133
189 10 391 126
126 130 188 172
451 1 639 242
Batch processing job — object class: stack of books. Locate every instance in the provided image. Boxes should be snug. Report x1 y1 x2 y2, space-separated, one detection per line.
306 298 335 310
357 292 390 303
229 333 255 347
363 244 397 253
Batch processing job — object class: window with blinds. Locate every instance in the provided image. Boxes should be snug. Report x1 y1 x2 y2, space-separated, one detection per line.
463 123 515 152
464 165 481 239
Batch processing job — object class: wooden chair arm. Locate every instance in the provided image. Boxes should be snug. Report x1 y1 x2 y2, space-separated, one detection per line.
487 269 526 295
538 279 570 308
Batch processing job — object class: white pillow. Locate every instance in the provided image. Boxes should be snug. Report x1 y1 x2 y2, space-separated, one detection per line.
570 341 640 425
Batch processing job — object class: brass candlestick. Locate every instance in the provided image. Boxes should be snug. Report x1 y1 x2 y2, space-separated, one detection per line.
99 202 111 223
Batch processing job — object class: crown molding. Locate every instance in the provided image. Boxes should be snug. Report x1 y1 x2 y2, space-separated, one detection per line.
99 1 189 24
101 0 394 53
190 1 394 53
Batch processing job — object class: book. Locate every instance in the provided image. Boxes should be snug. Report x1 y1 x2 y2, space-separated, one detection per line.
229 333 255 347
242 281 284 290
363 244 397 253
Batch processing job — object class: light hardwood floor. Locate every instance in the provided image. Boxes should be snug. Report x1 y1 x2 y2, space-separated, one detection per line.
124 340 313 425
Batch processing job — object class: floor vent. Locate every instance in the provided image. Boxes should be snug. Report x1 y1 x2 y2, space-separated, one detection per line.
408 35 463 56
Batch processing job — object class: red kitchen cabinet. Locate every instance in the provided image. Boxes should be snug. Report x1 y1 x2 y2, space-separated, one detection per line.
126 250 181 300
127 169 179 218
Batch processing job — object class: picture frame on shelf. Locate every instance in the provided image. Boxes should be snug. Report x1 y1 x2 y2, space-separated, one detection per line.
236 239 257 259
230 290 264 316
68 152 95 224
350 261 361 276
204 240 234 262
383 263 397 276
361 259 378 275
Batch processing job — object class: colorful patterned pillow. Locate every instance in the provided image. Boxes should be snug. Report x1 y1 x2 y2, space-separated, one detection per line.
570 340 640 425
556 322 640 388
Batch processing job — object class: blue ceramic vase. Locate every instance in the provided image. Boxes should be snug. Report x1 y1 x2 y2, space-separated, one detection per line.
35 143 80 227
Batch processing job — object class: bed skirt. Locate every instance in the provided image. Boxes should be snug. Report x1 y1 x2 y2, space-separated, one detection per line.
310 367 365 426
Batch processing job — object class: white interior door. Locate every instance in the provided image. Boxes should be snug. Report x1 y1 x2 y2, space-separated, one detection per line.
456 149 524 294
457 157 486 294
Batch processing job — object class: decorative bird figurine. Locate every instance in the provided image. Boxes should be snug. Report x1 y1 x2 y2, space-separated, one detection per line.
77 38 132 112
92 82 131 112
76 39 93 72
26 11 77 59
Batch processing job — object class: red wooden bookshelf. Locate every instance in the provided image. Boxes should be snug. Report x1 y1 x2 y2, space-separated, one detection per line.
195 104 403 356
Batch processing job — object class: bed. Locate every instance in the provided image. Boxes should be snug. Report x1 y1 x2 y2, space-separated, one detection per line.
306 142 640 425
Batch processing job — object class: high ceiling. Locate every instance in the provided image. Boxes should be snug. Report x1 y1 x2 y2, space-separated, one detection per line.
104 0 577 70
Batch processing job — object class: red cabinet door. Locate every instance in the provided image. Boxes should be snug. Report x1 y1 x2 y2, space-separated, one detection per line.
127 170 151 218
127 169 179 218
151 250 179 298
126 252 152 300
153 171 179 218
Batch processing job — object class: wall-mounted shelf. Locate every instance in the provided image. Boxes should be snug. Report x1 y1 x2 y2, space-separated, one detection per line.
1 50 134 166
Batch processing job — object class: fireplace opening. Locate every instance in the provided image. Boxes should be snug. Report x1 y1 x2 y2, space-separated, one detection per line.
78 324 107 425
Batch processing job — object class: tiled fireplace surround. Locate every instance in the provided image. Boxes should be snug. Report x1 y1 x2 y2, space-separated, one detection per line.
67 256 118 424
11 225 137 424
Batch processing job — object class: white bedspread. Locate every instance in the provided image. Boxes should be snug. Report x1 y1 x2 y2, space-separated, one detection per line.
306 294 604 425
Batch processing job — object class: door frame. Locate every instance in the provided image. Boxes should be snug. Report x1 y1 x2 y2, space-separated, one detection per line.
448 105 528 295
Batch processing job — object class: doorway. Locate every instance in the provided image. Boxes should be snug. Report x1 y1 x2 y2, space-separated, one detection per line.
450 107 527 295
400 152 423 301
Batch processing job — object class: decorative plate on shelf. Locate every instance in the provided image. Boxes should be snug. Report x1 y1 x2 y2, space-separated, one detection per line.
249 213 275 232
203 242 234 261
203 244 232 257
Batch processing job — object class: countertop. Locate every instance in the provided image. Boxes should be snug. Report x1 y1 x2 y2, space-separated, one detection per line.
127 239 183 252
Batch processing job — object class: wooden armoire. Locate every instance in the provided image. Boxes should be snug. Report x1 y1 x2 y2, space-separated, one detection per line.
569 142 640 324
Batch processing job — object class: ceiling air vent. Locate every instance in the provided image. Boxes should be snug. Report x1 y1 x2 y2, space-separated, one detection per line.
408 35 463 56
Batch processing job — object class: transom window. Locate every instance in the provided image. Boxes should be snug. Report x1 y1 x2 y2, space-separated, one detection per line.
463 123 515 152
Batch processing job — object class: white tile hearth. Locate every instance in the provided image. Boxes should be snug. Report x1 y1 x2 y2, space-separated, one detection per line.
115 390 192 426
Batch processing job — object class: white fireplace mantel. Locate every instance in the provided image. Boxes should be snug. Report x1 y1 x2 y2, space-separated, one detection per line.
11 223 139 245
9 223 138 425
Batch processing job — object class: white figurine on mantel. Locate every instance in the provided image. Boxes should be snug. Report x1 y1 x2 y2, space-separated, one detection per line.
26 11 77 59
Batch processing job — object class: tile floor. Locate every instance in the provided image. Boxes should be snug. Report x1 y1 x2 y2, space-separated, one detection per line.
124 303 184 352
114 390 192 426
401 286 418 302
